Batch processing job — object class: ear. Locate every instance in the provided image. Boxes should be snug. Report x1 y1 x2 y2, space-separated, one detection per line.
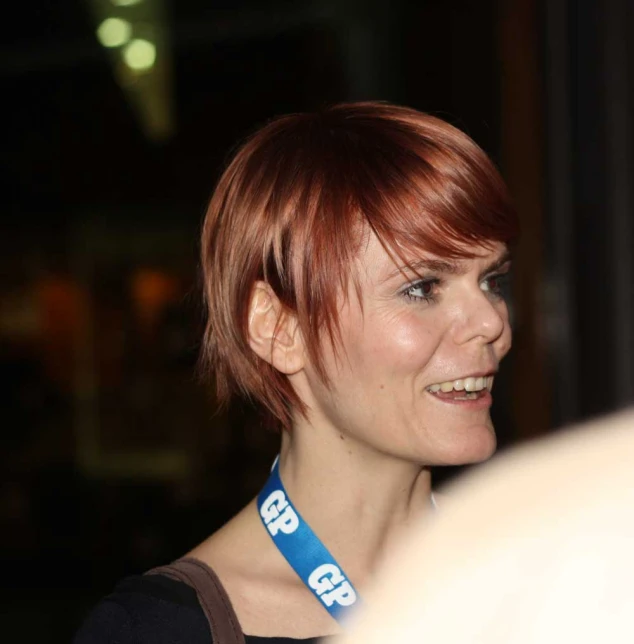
247 281 305 375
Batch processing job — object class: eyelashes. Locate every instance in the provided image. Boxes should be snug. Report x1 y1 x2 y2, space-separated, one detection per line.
401 279 439 303
481 272 511 299
400 272 511 304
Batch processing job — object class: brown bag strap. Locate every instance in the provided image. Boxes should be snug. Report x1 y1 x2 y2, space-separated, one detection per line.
146 557 246 644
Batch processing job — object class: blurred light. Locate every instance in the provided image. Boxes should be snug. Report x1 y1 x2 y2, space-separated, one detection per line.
123 39 156 71
130 269 179 333
96 17 132 48
111 0 143 6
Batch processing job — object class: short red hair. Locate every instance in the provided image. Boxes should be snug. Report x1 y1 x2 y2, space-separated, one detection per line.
200 102 518 430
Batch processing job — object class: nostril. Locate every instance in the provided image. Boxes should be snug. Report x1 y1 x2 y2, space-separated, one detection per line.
452 296 510 346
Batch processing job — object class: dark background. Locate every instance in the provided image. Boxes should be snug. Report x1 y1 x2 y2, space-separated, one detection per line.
1 0 633 641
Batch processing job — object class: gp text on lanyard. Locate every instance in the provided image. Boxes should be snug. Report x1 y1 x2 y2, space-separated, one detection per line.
256 458 361 625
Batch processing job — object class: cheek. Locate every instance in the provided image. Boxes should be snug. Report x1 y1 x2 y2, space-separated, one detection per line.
496 303 513 357
365 311 441 374
498 326 512 358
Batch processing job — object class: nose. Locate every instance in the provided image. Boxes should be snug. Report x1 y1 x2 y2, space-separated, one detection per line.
452 290 507 347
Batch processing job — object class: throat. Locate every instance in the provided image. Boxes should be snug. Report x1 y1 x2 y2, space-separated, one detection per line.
276 428 435 581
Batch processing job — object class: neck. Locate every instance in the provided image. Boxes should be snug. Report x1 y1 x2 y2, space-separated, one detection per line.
275 420 433 586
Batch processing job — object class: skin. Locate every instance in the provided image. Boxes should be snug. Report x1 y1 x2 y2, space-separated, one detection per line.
190 233 513 638
290 233 512 468
338 410 634 644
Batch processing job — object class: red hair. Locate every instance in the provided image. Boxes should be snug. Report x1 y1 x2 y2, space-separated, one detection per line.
200 102 518 430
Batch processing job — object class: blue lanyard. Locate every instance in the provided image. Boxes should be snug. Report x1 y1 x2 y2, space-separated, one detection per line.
256 458 361 625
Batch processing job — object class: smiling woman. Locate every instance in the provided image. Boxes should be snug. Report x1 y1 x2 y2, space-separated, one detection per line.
317 235 513 468
200 103 517 433
75 102 519 644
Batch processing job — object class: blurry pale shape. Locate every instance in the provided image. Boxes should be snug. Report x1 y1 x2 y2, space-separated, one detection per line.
96 17 132 48
338 409 634 644
123 39 156 72
111 0 143 6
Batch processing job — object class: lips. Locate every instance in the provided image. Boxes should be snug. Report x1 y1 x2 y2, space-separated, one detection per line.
426 375 494 394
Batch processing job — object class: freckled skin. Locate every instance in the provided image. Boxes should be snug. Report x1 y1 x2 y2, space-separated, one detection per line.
292 234 512 467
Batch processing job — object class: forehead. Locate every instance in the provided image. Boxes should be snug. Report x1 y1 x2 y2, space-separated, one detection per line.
353 232 508 284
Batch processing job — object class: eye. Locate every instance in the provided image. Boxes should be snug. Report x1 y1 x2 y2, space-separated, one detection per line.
402 279 439 302
480 272 510 298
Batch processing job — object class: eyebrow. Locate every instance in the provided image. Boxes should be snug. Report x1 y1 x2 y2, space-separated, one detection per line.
478 249 513 279
385 249 513 282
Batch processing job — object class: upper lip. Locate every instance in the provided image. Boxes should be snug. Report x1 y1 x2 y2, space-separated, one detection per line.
430 369 497 383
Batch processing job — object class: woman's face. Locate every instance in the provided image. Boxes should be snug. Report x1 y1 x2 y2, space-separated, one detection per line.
296 233 513 466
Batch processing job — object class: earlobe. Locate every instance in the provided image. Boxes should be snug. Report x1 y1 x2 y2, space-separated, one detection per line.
248 281 305 375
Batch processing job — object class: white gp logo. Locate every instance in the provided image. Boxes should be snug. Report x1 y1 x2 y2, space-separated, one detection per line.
260 490 300 536
308 563 357 608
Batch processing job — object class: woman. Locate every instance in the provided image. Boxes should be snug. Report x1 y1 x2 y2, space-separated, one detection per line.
75 101 518 643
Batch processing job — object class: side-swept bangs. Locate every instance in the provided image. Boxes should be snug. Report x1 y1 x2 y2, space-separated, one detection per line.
200 102 518 430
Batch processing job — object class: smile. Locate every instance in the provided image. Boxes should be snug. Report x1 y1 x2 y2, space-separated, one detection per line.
426 376 494 400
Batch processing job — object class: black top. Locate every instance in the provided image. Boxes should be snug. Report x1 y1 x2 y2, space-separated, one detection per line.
74 574 326 644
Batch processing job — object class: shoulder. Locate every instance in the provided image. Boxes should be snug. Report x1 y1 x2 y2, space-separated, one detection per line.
190 504 339 639
73 573 211 644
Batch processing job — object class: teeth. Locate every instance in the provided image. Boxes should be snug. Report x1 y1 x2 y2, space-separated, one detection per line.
427 375 494 394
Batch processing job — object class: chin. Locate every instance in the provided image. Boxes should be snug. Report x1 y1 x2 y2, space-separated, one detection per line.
433 422 498 466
